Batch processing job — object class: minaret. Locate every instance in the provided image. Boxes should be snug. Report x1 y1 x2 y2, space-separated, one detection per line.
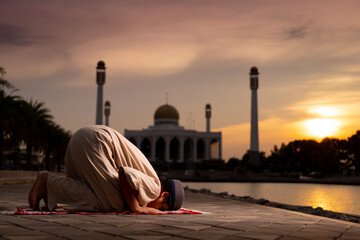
95 61 106 125
249 66 260 165
104 100 111 126
205 104 211 132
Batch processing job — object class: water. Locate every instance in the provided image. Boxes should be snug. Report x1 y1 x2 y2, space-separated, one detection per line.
185 182 360 216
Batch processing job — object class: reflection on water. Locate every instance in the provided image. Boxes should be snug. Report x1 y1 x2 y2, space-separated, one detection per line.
303 186 356 215
308 189 330 210
185 182 360 215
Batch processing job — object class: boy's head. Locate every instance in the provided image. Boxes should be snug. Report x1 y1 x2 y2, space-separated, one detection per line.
147 178 184 211
161 179 184 210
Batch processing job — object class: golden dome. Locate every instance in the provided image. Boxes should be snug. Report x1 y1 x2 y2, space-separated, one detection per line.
154 104 179 120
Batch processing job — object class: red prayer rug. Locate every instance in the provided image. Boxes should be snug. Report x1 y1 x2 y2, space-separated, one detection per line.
16 208 202 215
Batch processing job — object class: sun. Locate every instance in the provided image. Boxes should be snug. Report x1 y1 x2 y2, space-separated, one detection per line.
304 118 340 139
303 106 342 139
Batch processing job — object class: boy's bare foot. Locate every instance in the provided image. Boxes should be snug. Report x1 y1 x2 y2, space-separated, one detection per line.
28 171 48 210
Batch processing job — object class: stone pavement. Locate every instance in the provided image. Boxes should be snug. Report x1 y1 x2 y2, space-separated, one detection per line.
0 184 359 240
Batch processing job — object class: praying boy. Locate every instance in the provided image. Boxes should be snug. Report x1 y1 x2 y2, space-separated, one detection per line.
28 125 184 213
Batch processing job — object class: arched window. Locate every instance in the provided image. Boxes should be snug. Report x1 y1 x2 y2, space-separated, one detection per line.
184 138 194 171
140 138 151 158
197 139 205 159
210 139 219 159
184 138 193 160
170 137 180 163
155 137 166 162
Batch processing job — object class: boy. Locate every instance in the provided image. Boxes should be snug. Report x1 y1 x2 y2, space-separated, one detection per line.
28 125 184 213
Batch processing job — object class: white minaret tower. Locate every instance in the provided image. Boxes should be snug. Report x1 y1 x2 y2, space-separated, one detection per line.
250 66 260 165
205 104 211 132
104 100 111 126
95 61 106 125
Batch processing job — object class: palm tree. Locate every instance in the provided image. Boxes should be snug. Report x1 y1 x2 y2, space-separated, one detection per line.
18 99 54 170
41 123 71 171
0 66 23 169
0 67 15 93
1 66 71 170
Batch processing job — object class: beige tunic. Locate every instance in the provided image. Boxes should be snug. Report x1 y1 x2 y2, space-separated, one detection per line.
47 125 161 212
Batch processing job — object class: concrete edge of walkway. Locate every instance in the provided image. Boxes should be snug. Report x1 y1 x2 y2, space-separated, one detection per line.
0 177 36 185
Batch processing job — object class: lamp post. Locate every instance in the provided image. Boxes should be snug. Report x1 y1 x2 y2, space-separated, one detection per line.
96 61 106 125
249 66 260 165
104 101 111 127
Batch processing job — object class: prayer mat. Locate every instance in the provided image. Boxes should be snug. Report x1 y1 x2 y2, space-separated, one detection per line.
16 208 202 215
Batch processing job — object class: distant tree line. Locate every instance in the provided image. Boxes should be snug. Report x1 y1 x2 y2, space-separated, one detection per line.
1 66 71 170
228 133 360 176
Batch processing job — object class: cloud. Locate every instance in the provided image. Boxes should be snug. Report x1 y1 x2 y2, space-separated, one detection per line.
286 22 312 39
0 23 33 46
68 36 200 82
2 45 68 82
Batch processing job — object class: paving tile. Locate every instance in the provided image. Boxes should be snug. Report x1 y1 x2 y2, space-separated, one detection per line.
3 237 54 240
76 222 129 231
317 219 351 226
0 226 53 237
278 237 310 240
0 222 15 227
233 232 281 240
345 226 360 234
180 230 228 240
40 218 92 226
289 231 339 240
299 227 343 238
23 225 118 239
150 226 191 235
339 227 360 240
40 226 120 240
123 236 170 240
198 226 241 235
309 223 350 233
3 216 45 226
217 222 257 231
64 231 121 240
287 235 334 240
162 237 193 240
249 226 295 235
260 223 304 232
175 224 212 231
95 226 168 237
218 236 255 240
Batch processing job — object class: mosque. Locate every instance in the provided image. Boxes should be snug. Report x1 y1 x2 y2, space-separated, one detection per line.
124 104 222 171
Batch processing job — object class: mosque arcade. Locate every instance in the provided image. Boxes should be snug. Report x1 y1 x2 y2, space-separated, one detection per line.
124 104 222 170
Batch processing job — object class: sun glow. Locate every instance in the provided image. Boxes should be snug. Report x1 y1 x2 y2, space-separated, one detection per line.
304 119 340 139
303 106 342 139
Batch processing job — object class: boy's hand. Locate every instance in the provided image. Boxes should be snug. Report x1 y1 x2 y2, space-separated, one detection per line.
139 206 164 214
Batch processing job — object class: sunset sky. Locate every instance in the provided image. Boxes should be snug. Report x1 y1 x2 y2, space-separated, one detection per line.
1 0 360 160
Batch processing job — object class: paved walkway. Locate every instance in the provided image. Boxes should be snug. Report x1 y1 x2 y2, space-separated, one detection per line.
0 183 359 240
